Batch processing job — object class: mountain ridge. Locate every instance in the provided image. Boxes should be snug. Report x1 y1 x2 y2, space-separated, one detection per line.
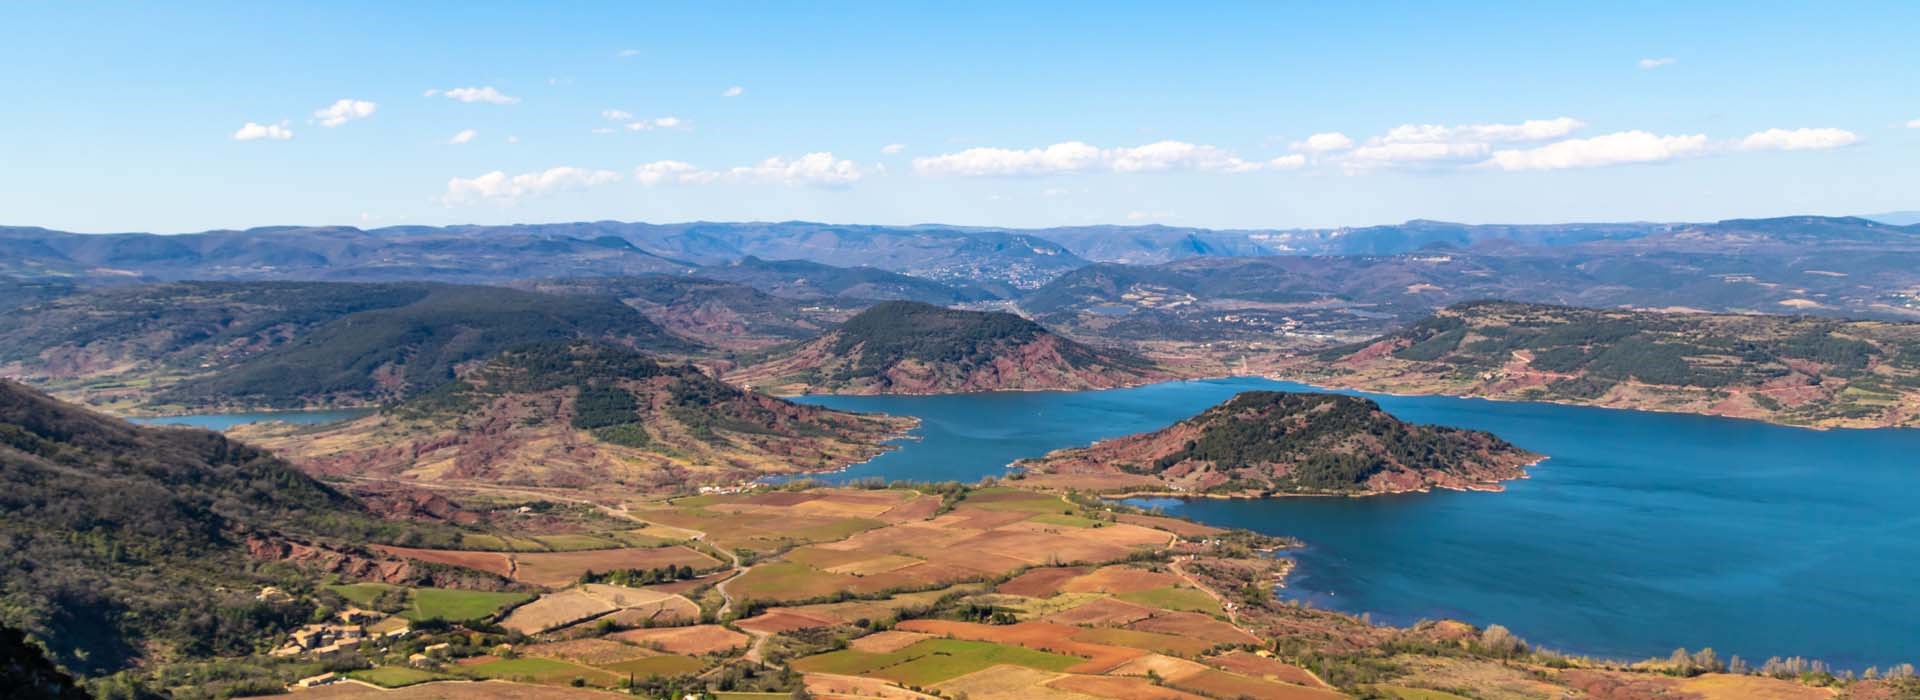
729 301 1169 394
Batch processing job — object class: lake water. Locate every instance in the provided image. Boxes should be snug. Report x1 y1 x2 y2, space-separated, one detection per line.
795 377 1920 670
127 408 372 430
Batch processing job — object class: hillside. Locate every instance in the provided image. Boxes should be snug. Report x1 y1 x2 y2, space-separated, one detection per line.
1016 390 1540 495
1293 301 1920 428
244 342 913 488
1020 242 1920 345
694 256 998 304
0 380 476 676
730 301 1168 394
0 281 692 411
514 275 863 349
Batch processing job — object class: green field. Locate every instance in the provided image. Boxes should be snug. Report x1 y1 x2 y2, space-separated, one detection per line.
327 583 401 608
1115 586 1224 615
1028 512 1098 527
467 657 618 685
966 488 1076 515
347 666 447 688
1368 686 1473 700
596 654 707 677
792 638 1083 685
727 561 854 601
405 588 533 622
533 533 625 551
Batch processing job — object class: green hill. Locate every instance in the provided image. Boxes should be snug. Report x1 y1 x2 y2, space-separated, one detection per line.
733 301 1165 394
1017 390 1539 495
0 380 459 676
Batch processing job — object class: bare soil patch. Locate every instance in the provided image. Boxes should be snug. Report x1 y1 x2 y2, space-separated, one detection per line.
609 625 749 655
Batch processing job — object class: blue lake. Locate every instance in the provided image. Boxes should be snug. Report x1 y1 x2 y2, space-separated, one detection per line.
127 408 371 430
795 377 1920 670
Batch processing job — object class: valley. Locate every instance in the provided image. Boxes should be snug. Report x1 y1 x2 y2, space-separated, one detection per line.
6 215 1920 700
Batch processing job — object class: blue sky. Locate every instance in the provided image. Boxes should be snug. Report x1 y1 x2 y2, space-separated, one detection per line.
4 1 1916 233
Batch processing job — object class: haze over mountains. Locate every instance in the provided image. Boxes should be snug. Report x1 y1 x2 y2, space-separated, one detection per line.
8 215 1915 289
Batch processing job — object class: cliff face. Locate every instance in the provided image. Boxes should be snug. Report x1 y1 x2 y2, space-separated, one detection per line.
732 301 1168 394
1017 390 1541 496
244 342 913 489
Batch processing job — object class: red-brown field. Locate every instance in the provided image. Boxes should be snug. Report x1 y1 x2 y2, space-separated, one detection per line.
736 610 838 635
1169 668 1346 700
1045 674 1209 700
609 625 749 655
995 566 1090 597
1128 611 1261 646
1058 566 1183 595
1042 598 1158 627
1205 651 1330 688
849 631 934 653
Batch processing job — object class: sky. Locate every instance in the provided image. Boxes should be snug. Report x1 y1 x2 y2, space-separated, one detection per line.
3 1 1917 233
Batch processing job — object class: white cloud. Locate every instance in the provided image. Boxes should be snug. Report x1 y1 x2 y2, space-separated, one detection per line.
232 121 293 141
624 116 686 131
722 86 744 97
1908 119 1920 129
728 152 865 187
1290 132 1354 153
1266 154 1308 169
601 109 633 121
441 166 620 205
1738 127 1860 151
913 140 1274 176
633 152 866 188
1638 57 1677 70
447 129 477 145
313 98 377 127
505 135 519 144
1345 141 1491 169
634 161 713 186
424 86 520 104
616 49 640 58
1380 117 1585 144
1486 130 1709 171
881 143 907 155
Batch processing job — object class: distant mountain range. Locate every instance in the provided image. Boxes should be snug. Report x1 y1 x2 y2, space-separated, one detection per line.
9 216 1915 294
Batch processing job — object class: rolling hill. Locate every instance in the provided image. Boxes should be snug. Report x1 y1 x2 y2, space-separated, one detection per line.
243 342 914 488
513 274 864 349
730 301 1168 394
694 256 998 304
1291 301 1920 428
0 281 692 411
0 380 482 676
1015 390 1540 496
